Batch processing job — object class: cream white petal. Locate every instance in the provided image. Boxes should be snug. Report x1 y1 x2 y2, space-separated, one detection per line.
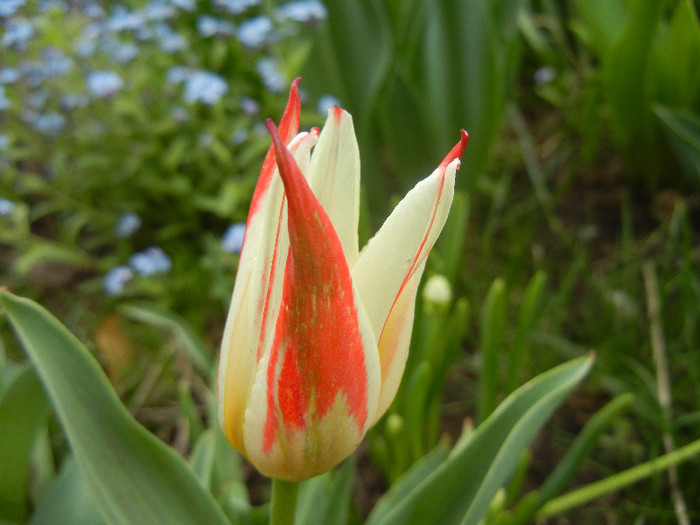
352 158 459 338
307 108 361 266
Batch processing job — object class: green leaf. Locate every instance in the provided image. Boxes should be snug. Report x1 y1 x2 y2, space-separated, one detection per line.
478 278 507 423
0 289 230 525
190 429 251 524
295 457 356 525
654 105 700 188
510 393 635 524
366 355 594 525
30 458 106 525
602 1 664 178
368 441 451 525
0 365 52 523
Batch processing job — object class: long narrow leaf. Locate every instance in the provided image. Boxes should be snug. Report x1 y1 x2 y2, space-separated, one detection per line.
367 355 594 525
0 289 229 525
0 365 51 522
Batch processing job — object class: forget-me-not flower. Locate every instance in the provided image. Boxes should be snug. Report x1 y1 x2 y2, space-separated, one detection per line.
86 70 124 98
0 0 27 17
33 112 66 134
237 16 273 47
129 246 172 276
41 47 74 77
256 57 286 93
103 265 134 296
214 0 260 15
317 94 340 114
153 23 186 53
197 15 236 38
221 223 246 254
0 197 15 216
183 70 228 104
2 19 34 48
276 0 327 23
115 212 142 238
0 67 20 84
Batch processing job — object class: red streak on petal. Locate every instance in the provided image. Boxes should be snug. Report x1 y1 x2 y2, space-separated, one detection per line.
256 201 286 362
245 78 301 225
379 130 469 348
262 120 369 453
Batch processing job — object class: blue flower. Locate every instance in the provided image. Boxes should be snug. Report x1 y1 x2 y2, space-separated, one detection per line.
107 7 145 32
153 23 186 53
0 197 15 216
86 70 124 98
105 40 139 63
41 47 74 77
103 265 134 296
2 19 34 49
166 65 190 85
0 134 9 151
256 56 285 93
27 90 48 110
240 96 260 116
144 0 175 20
115 212 142 238
33 112 66 134
197 15 236 38
183 70 228 105
237 15 273 47
0 67 20 84
0 86 11 111
83 2 105 18
169 0 196 11
129 246 172 276
222 223 246 254
276 0 327 23
38 0 67 12
534 66 556 86
61 93 90 109
317 94 340 114
230 128 247 145
214 0 260 15
0 0 26 17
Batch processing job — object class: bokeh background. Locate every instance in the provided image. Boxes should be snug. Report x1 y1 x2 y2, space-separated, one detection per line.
1 0 699 523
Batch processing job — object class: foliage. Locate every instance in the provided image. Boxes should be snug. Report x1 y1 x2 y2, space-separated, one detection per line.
1 0 700 523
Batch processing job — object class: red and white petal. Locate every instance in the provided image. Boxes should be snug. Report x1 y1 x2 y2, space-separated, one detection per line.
241 121 380 481
307 107 361 266
218 83 302 452
352 131 468 421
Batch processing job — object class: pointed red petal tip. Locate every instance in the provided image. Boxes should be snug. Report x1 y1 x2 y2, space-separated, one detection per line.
266 119 298 189
440 129 470 168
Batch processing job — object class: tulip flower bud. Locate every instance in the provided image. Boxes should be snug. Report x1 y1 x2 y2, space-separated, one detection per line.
422 274 453 313
218 79 468 481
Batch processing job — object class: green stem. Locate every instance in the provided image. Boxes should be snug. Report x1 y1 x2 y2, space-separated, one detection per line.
537 437 700 520
269 478 300 525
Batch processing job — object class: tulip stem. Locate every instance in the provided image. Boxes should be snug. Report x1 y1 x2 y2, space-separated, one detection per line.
270 478 300 525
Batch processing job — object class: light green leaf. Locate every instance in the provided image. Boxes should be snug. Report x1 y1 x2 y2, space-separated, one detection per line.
366 355 594 525
0 365 51 523
189 429 251 525
295 456 356 525
30 458 106 525
655 105 700 188
0 289 230 525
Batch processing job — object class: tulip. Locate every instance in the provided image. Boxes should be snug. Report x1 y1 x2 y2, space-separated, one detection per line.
218 79 468 481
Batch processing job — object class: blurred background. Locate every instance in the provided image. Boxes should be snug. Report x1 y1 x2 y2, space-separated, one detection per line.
1 0 699 523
